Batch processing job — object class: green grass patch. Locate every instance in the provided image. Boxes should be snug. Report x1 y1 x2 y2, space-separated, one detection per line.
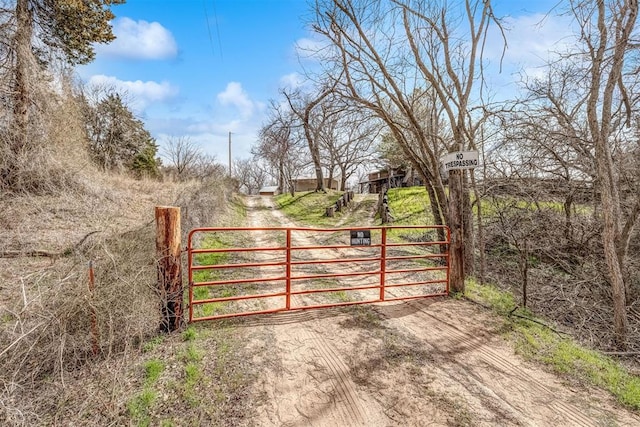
383 187 443 242
181 343 203 364
142 336 164 353
127 359 166 425
182 326 197 342
329 290 350 303
193 234 228 268
127 388 157 427
513 324 640 410
183 362 202 407
144 359 164 385
185 362 201 386
385 187 433 225
229 194 247 219
465 278 640 410
464 278 517 316
275 190 345 226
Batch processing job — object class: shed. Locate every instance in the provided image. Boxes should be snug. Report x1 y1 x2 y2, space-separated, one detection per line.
258 186 279 196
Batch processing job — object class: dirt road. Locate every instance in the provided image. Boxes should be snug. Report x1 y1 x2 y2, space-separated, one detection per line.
231 196 639 426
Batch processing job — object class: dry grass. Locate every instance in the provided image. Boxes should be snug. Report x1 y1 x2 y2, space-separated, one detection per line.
0 165 235 424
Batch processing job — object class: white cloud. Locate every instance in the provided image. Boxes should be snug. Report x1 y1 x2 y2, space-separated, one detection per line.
279 72 305 90
295 37 329 61
486 13 575 69
155 122 257 163
480 12 577 99
88 74 179 111
216 82 262 119
98 17 178 60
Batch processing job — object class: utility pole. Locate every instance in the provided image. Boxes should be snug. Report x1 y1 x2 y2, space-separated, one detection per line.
228 131 232 176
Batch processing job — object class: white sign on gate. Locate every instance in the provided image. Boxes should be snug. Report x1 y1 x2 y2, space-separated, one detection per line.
441 150 479 172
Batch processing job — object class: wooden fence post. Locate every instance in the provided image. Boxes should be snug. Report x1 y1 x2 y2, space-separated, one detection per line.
156 206 182 332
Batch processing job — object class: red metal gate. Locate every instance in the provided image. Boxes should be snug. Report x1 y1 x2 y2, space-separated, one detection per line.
187 225 450 322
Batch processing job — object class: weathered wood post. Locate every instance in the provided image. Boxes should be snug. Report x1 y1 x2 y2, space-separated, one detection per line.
381 189 390 224
156 206 183 332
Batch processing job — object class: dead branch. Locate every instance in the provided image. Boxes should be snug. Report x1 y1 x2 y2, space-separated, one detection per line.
0 230 101 258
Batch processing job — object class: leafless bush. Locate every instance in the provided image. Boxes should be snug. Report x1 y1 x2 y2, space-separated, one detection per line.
0 171 236 424
0 73 90 195
482 194 640 352
0 226 158 406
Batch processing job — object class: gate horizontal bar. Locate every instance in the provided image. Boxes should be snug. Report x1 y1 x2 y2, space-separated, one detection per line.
290 256 380 266
290 283 382 296
291 270 380 281
192 275 286 287
386 278 448 288
191 246 284 254
192 291 287 305
385 266 448 275
191 260 287 270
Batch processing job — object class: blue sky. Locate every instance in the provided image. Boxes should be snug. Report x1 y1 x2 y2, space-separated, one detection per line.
78 0 570 163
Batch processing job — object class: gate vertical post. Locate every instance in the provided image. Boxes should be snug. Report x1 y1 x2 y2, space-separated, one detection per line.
156 206 183 332
380 228 387 301
445 226 451 295
285 229 292 310
187 231 194 323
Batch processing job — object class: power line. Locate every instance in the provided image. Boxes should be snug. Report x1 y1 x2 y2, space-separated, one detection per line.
202 0 223 61
211 0 224 61
202 0 216 58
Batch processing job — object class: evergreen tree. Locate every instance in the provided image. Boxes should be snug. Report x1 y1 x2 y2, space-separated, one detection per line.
85 93 159 177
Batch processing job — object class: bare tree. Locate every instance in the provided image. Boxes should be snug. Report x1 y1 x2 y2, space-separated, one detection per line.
161 136 202 181
318 103 381 190
283 82 338 192
312 0 503 291
254 101 309 195
566 0 638 346
193 153 224 181
234 158 268 195
485 0 639 347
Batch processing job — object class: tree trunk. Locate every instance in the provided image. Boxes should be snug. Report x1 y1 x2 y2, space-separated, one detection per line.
13 0 32 155
470 171 486 285
448 170 465 293
582 0 636 348
425 182 446 249
596 150 628 347
563 191 574 242
339 165 347 192
278 161 285 193
462 173 475 276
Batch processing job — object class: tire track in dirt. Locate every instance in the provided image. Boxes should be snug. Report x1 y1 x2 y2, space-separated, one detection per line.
245 196 386 426
378 296 640 426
